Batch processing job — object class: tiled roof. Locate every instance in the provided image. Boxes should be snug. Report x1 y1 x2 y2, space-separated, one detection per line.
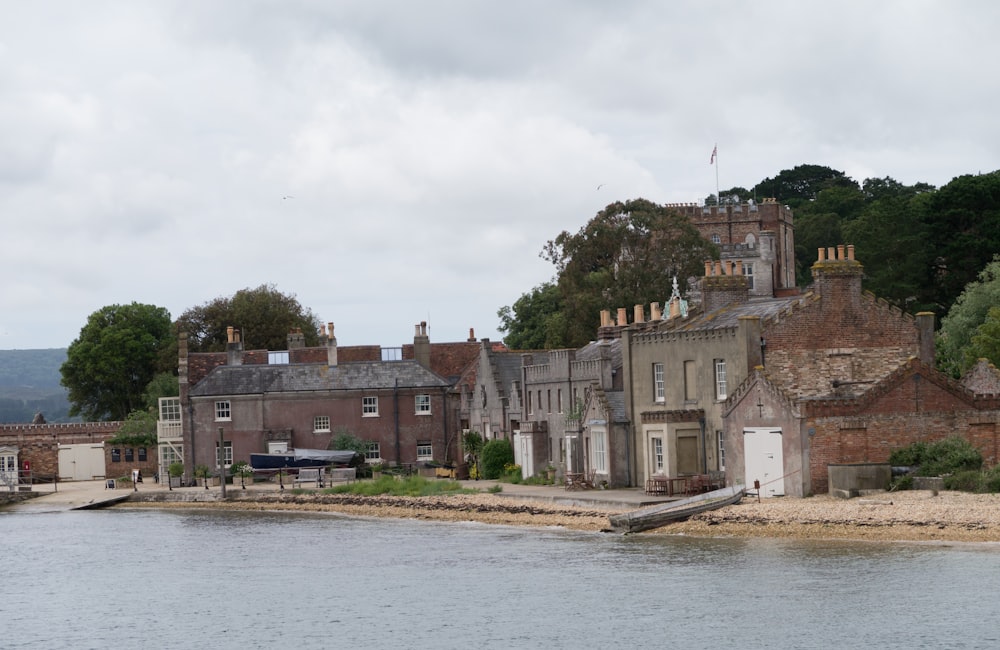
652 295 807 333
189 360 450 397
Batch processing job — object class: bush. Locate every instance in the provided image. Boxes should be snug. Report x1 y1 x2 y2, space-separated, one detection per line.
983 467 1000 493
480 439 514 480
889 437 982 477
943 470 984 492
889 475 913 491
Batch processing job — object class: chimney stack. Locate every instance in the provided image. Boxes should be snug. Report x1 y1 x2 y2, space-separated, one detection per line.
287 327 305 350
414 321 431 369
226 327 243 366
701 259 750 312
326 322 338 366
811 243 864 309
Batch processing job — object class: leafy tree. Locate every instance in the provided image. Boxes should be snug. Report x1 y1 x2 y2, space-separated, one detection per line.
497 282 568 349
176 284 322 352
703 187 752 205
329 428 369 455
540 199 717 348
793 212 843 285
753 164 859 208
107 409 158 448
923 171 1000 313
142 372 179 411
936 256 1000 377
966 306 1000 370
61 303 174 421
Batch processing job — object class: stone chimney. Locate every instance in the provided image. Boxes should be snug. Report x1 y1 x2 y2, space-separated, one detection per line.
468 327 476 342
178 330 189 392
287 327 306 350
650 302 662 321
701 258 750 313
812 244 864 310
414 321 431 369
226 326 243 366
326 322 338 366
597 309 620 341
633 304 645 325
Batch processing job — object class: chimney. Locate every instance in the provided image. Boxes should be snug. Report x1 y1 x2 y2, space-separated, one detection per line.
468 327 476 342
916 312 936 365
326 322 338 366
226 327 243 366
811 243 864 309
701 259 750 313
633 304 645 324
178 330 189 392
287 327 305 350
650 302 662 321
616 307 628 327
414 321 431 369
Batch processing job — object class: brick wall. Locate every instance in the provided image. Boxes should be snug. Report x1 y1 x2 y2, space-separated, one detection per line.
0 422 122 479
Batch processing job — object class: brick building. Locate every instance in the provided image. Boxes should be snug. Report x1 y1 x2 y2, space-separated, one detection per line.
167 322 480 482
0 421 129 487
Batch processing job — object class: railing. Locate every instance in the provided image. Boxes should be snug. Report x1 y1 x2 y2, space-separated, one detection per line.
157 420 182 441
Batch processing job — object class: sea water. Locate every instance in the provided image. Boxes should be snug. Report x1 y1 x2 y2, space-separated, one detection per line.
3 507 998 649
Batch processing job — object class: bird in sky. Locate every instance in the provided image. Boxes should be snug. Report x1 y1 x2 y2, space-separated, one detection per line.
596 184 605 190
282 195 295 200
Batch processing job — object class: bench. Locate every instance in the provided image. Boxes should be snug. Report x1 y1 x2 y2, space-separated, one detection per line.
293 468 323 488
327 467 357 484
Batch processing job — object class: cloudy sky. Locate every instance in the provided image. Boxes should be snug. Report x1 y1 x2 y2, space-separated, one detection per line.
2 1 997 351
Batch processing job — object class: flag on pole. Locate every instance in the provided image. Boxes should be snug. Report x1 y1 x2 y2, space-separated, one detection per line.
710 145 717 165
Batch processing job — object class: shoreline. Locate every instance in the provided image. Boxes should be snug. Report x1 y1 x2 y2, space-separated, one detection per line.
116 488 1000 543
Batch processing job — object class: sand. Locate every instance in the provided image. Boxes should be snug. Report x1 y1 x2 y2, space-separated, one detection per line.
117 488 1000 543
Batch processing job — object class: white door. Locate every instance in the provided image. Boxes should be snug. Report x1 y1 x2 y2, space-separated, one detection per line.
0 448 18 488
514 431 532 479
58 444 107 481
743 428 784 497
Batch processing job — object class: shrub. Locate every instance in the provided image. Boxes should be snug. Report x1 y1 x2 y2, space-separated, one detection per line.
983 467 1000 493
889 475 913 491
889 437 982 477
888 441 928 467
943 470 984 492
481 439 514 480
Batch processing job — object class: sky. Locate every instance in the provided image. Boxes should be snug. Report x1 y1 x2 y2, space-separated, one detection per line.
3 1 998 351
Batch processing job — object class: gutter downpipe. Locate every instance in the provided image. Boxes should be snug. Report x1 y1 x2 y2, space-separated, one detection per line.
394 378 401 465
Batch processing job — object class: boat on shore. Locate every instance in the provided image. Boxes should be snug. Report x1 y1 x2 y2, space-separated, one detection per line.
250 449 362 471
609 485 745 533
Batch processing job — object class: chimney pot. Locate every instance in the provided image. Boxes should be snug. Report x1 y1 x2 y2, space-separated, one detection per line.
650 302 661 320
837 244 846 260
616 307 628 327
847 244 855 261
634 304 645 323
817 248 826 262
704 260 713 276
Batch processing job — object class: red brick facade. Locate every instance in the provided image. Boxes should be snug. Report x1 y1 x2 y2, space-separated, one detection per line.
0 422 122 480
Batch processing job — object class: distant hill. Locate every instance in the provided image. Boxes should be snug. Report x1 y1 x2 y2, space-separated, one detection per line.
0 349 77 423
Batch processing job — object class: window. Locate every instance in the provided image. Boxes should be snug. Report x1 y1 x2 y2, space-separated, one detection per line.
215 401 231 421
714 359 728 400
111 448 121 463
138 448 147 462
160 397 180 421
557 389 563 413
362 396 379 416
547 390 552 413
417 442 433 460
653 363 665 402
313 415 330 433
125 448 134 463
268 351 289 365
743 262 754 290
160 445 183 468
717 430 726 470
537 391 542 415
711 233 721 244
527 391 533 414
684 360 697 402
415 394 431 415
592 431 607 473
215 441 233 467
365 441 380 462
652 437 664 473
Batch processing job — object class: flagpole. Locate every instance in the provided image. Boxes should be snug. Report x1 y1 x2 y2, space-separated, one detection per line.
715 144 720 204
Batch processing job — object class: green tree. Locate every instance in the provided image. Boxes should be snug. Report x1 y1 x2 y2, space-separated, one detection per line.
176 284 322 352
107 409 158 448
481 438 514 480
497 282 568 349
329 428 369 455
142 372 179 411
61 303 174 420
753 164 858 208
936 256 1000 377
966 306 1000 370
541 199 716 348
923 171 1000 313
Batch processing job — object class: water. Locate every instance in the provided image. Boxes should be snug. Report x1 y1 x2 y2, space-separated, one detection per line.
3 507 999 649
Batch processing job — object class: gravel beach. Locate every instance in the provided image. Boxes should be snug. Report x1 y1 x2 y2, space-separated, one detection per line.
119 488 1000 543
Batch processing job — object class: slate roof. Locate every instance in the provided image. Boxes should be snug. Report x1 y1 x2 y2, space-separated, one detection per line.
603 390 628 423
189 360 450 397
577 338 622 369
653 294 808 334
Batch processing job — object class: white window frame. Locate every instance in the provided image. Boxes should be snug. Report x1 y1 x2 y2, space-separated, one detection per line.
592 431 607 473
653 363 665 403
652 437 664 474
215 441 233 468
215 400 231 422
416 441 433 461
268 351 289 365
362 396 379 417
159 397 181 422
717 430 726 471
365 441 381 462
711 233 721 244
743 262 754 290
313 415 331 433
714 359 728 400
415 394 431 415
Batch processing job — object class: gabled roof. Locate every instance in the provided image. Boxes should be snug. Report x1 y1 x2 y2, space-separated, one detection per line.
190 360 450 397
654 294 808 334
577 338 622 370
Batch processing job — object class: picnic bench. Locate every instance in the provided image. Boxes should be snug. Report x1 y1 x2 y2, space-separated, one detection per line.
293 468 324 488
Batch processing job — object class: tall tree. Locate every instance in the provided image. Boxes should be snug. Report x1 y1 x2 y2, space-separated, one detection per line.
936 256 1000 377
497 281 568 350
61 303 174 421
540 199 717 348
176 284 322 352
753 164 859 208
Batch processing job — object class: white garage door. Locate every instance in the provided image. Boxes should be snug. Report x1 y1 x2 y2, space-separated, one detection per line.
58 444 107 481
743 428 784 497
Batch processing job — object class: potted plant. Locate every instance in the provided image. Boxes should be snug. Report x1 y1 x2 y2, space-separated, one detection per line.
231 461 253 489
168 462 184 490
194 464 212 489
370 463 384 480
